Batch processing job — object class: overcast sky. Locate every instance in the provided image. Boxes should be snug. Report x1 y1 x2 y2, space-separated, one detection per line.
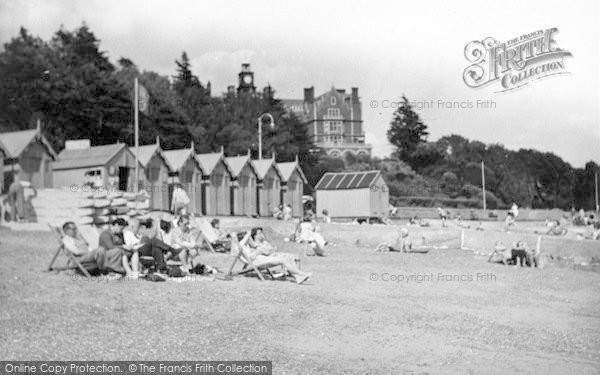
1 0 598 167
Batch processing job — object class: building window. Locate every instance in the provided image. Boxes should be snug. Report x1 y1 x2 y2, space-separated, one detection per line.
327 108 340 117
330 96 336 105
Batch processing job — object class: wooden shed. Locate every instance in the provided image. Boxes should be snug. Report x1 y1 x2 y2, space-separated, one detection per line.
226 151 258 216
163 144 204 215
315 170 389 218
196 148 233 216
53 141 144 192
0 126 57 193
135 136 172 211
277 156 307 218
252 156 283 217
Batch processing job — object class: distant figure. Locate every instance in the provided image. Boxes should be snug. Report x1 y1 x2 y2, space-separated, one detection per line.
283 204 293 221
7 175 26 222
389 204 398 217
170 183 190 216
510 203 519 218
437 207 448 227
322 209 331 224
272 205 283 220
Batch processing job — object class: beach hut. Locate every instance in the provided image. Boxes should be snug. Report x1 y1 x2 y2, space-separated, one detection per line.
315 170 389 218
226 151 259 216
135 136 173 211
0 139 5 193
277 155 308 217
53 141 144 192
0 125 57 193
163 143 204 215
252 156 283 217
196 147 233 216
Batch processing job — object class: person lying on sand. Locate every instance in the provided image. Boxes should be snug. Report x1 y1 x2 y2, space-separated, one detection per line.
235 230 312 284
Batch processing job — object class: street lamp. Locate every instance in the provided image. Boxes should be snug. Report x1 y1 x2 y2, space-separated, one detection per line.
258 113 275 160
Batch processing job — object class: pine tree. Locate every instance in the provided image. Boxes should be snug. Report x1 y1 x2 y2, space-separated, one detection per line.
387 95 429 162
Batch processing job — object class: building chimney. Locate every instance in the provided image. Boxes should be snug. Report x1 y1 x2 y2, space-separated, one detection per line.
352 87 359 104
263 84 272 100
206 81 212 96
304 86 314 103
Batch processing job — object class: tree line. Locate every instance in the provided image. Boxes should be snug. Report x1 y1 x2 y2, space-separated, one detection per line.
1 24 596 209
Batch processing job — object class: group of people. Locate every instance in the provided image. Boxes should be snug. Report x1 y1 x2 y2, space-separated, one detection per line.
60 210 323 284
61 214 224 279
488 240 540 268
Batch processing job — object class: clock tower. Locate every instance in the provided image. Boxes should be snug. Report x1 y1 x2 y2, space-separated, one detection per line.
237 63 256 94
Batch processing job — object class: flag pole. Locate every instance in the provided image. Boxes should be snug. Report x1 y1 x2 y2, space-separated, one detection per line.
134 77 139 194
481 160 487 211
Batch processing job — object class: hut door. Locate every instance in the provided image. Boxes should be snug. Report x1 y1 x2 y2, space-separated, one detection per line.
118 167 129 191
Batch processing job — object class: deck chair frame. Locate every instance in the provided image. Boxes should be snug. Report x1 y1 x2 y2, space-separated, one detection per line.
227 232 293 281
47 224 93 277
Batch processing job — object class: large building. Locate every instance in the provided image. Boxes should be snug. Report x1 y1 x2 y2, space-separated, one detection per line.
282 86 372 158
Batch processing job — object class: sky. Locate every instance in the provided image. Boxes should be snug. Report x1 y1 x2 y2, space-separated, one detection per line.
0 0 598 167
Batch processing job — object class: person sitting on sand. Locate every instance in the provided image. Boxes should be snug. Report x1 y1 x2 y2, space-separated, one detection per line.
62 221 133 276
544 220 568 236
98 218 139 276
123 218 186 275
296 216 327 256
375 228 412 252
235 230 312 285
170 214 203 258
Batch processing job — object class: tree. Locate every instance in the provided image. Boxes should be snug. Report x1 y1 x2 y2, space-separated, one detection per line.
387 95 429 163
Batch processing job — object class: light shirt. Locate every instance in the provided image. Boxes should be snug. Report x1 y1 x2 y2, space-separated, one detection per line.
123 230 141 247
62 236 90 256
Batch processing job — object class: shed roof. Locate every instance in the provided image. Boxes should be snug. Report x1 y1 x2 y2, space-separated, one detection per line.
163 147 202 173
252 158 282 180
134 141 173 171
54 143 136 170
277 160 307 184
315 170 381 190
196 150 231 176
0 128 57 159
226 154 257 178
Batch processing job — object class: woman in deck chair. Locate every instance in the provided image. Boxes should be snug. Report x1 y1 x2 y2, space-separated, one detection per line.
62 221 132 275
235 230 312 285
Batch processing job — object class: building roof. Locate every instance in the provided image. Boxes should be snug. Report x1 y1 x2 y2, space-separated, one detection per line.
226 154 257 178
163 147 202 173
133 141 173 171
196 150 231 176
0 128 57 159
252 158 282 180
277 160 307 183
280 99 306 118
54 143 136 170
315 170 381 190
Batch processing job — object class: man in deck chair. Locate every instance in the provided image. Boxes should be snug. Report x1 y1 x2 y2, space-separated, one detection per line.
232 229 312 284
61 221 130 275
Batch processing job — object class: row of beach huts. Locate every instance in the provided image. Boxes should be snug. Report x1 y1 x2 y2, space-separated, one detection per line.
0 127 307 218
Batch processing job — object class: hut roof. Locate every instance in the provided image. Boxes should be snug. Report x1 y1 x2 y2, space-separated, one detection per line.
54 143 136 170
315 170 381 190
0 128 57 159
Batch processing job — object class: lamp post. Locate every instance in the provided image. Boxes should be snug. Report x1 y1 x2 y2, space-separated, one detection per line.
258 113 275 160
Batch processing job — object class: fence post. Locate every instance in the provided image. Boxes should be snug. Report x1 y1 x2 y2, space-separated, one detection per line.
460 229 465 250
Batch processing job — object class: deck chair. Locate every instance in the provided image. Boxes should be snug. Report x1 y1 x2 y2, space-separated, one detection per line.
47 224 93 277
192 218 233 253
227 232 292 281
